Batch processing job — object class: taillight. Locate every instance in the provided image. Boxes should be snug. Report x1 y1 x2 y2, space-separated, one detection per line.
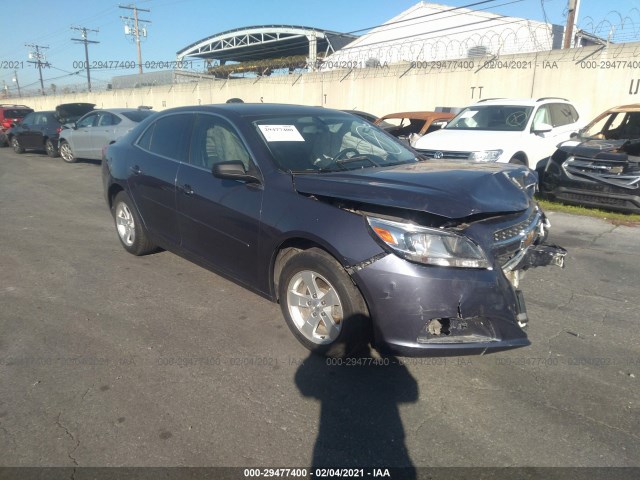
56 127 62 134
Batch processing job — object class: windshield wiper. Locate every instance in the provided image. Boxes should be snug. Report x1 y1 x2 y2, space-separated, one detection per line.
335 155 380 169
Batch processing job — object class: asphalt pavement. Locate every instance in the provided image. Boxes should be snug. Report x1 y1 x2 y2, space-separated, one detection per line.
0 147 638 473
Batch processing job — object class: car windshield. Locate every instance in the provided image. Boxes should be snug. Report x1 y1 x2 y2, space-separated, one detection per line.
445 105 533 131
122 110 155 122
581 111 640 141
253 114 418 173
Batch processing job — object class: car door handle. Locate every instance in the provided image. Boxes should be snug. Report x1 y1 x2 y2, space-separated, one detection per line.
181 184 194 195
130 165 142 175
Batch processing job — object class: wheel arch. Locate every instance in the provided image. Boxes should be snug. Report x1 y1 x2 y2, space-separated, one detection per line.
270 236 350 302
509 151 529 167
107 183 125 210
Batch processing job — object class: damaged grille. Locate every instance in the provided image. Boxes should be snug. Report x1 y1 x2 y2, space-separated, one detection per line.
492 208 545 268
417 149 470 160
493 209 541 245
563 156 640 190
560 192 629 207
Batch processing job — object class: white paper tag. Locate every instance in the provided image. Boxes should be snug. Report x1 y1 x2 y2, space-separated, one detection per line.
258 125 305 142
460 110 478 119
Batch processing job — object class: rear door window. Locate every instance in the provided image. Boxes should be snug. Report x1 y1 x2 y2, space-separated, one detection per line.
98 113 120 127
550 103 578 127
146 113 193 162
20 112 35 126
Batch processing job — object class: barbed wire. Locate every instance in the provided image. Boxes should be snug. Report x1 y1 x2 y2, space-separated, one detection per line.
581 8 640 43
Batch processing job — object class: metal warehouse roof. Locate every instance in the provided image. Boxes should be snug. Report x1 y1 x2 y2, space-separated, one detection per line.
176 25 357 63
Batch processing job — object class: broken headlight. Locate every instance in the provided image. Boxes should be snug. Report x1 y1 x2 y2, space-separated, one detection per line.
367 217 490 269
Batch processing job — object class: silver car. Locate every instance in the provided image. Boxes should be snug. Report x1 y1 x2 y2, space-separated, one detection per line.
59 108 155 163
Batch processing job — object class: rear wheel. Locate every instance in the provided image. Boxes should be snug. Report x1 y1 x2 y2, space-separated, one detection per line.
59 141 76 163
11 137 24 154
111 191 156 256
45 138 59 158
278 248 371 358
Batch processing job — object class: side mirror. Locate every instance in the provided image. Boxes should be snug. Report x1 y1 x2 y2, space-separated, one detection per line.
212 160 260 183
532 122 553 134
570 131 579 139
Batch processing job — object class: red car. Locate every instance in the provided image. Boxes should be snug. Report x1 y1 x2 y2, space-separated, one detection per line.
0 104 33 146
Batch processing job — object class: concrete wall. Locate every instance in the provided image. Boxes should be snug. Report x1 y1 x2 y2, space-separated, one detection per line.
13 43 640 123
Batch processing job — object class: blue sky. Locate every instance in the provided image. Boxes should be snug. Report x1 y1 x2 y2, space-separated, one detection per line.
1 0 639 93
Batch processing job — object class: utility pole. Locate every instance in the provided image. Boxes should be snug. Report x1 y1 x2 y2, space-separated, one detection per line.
25 44 49 95
13 70 21 97
71 26 99 92
563 0 581 49
119 4 151 74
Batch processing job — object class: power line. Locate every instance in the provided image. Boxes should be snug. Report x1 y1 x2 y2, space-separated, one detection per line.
25 44 49 95
119 4 151 74
71 26 100 92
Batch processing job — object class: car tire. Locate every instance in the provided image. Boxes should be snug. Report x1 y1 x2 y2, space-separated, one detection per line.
59 140 76 163
11 136 24 154
278 247 371 358
111 191 156 256
45 138 59 158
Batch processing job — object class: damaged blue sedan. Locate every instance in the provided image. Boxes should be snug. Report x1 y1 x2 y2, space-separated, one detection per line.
102 104 566 357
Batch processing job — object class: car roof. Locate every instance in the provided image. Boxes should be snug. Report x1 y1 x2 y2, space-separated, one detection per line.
604 104 640 113
158 103 340 118
378 111 455 121
93 108 152 114
468 98 571 107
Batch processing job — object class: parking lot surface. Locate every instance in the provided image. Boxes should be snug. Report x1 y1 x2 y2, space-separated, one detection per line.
0 148 638 469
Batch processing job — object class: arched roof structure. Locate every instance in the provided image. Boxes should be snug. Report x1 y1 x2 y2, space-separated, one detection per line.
176 25 357 65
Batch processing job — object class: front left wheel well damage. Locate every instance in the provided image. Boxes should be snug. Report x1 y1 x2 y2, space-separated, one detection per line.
271 238 385 304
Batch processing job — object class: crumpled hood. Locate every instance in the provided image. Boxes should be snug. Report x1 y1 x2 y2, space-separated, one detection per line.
293 161 534 219
559 138 640 159
414 128 522 151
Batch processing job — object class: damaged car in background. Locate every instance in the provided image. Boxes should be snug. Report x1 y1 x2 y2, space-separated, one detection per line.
102 104 566 357
374 111 455 147
539 104 640 214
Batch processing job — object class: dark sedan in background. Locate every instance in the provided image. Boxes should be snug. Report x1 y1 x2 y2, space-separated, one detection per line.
102 104 566 357
539 104 640 214
6 103 94 157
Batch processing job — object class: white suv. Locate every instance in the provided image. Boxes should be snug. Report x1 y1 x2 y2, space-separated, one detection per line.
413 98 582 168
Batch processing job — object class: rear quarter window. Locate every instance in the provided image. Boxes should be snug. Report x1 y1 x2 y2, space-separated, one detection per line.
122 110 155 122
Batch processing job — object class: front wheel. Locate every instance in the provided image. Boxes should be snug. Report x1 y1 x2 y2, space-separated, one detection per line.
11 137 24 154
59 141 76 163
278 248 371 358
45 138 59 158
111 191 156 256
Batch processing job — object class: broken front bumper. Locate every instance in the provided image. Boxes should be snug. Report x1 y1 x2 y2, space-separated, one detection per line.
351 242 567 357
